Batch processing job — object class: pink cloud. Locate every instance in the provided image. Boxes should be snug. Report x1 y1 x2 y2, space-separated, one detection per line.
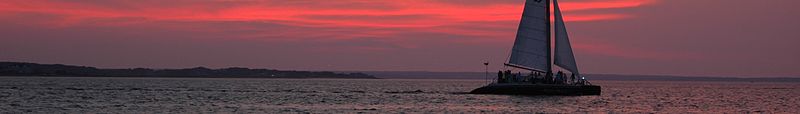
559 0 656 11
0 0 659 54
0 0 654 27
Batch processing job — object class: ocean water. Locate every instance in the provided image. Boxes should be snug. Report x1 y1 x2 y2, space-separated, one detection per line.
0 77 798 113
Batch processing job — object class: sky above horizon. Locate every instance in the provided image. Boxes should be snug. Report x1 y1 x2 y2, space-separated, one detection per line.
1 0 798 77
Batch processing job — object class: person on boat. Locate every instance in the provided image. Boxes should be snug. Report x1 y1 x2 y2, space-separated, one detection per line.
559 71 568 84
506 71 512 83
545 72 553 84
553 72 558 84
555 71 562 84
542 72 548 84
554 72 559 84
528 72 535 83
564 73 569 84
509 72 515 83
532 72 538 83
570 73 576 84
560 71 566 84
497 71 504 83
558 71 566 84
553 71 559 84
537 72 543 83
543 72 548 84
504 70 512 83
511 71 516 83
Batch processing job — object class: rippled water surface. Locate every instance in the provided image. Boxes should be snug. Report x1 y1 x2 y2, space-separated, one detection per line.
0 77 798 113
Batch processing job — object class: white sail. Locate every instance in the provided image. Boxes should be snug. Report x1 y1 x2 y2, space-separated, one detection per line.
508 0 550 72
552 0 579 74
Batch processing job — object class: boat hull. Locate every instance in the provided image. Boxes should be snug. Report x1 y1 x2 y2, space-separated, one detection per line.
469 84 601 96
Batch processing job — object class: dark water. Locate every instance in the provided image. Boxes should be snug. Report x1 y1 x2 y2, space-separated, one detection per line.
0 77 798 113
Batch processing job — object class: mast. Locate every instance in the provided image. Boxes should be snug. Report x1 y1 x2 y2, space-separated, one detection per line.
545 0 552 74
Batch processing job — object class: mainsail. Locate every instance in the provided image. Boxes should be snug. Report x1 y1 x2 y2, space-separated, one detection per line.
508 0 550 72
552 0 580 74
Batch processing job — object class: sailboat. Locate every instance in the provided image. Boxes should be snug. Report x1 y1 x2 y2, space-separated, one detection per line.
469 0 601 95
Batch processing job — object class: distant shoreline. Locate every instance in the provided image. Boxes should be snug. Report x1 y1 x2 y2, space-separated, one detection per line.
0 75 382 79
0 62 380 79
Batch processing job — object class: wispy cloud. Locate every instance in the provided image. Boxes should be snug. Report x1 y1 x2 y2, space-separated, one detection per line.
0 0 657 53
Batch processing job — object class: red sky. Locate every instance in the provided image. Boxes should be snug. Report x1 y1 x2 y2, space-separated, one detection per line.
1 0 798 77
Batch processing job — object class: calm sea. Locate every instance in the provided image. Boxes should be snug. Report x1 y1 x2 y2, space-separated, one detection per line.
0 77 798 113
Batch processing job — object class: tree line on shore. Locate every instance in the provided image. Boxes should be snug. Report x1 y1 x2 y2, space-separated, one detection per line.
0 62 377 79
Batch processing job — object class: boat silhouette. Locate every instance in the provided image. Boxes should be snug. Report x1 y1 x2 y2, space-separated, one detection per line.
470 0 601 96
